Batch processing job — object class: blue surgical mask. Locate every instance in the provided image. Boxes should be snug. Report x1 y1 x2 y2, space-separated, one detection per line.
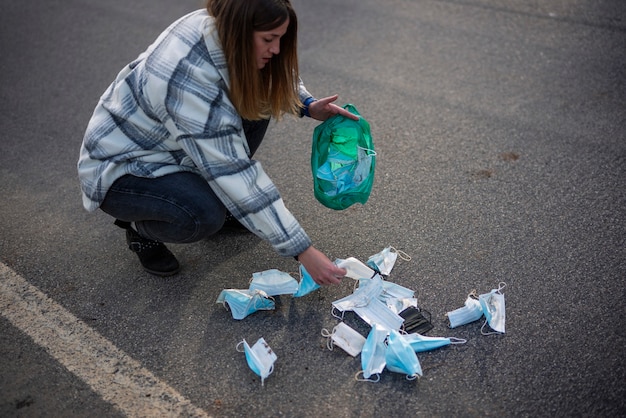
236 337 277 386
216 289 275 320
385 330 422 380
249 269 299 296
316 145 375 196
479 282 506 334
402 333 467 352
366 247 411 276
356 325 387 382
293 264 320 297
447 293 484 328
352 146 376 186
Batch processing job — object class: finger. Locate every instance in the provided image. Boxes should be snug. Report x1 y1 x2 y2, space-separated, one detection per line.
328 275 342 285
331 105 359 120
316 94 338 105
334 106 359 121
333 267 347 277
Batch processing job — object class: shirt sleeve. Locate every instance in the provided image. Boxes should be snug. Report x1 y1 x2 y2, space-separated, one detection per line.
298 78 316 117
144 52 311 257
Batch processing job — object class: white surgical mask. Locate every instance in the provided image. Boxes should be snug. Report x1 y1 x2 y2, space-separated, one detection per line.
249 269 299 296
352 298 405 332
332 274 384 314
384 297 418 315
321 322 366 357
479 282 506 335
236 337 277 386
385 329 422 380
447 293 484 328
334 257 377 280
216 289 275 320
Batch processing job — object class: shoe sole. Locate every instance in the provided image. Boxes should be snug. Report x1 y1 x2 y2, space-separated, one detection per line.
142 266 181 277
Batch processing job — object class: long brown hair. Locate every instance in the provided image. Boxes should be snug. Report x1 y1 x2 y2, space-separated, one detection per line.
207 0 301 120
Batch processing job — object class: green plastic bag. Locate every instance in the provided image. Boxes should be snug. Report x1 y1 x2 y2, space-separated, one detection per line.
311 104 375 210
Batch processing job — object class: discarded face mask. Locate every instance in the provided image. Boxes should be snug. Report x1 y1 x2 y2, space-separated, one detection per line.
379 280 416 304
479 282 506 335
401 333 467 353
446 293 484 328
236 337 277 386
249 269 299 296
385 329 422 380
321 322 366 357
332 274 405 331
293 264 320 297
356 325 387 382
334 257 377 280
366 247 411 276
399 306 434 335
332 274 384 313
353 297 405 332
216 289 275 320
384 297 418 315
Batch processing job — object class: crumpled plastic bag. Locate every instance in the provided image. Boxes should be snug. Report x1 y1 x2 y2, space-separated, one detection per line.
311 104 375 210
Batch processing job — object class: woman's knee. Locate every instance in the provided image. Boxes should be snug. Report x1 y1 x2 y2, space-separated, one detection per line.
137 204 225 243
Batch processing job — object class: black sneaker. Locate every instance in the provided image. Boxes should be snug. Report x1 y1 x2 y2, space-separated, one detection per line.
114 220 180 276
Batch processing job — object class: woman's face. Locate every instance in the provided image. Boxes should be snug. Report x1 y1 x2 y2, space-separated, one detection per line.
253 18 290 69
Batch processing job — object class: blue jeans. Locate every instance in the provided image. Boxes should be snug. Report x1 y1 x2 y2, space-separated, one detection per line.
100 118 270 243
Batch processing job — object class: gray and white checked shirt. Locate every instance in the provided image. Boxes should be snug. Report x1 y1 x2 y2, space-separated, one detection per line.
78 9 313 257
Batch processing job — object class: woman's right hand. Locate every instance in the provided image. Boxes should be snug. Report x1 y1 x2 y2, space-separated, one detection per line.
297 246 346 286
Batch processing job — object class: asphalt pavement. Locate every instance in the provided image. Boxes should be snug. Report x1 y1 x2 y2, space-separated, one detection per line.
1 0 625 417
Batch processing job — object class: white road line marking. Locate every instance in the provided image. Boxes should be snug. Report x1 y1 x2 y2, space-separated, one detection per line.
0 263 210 418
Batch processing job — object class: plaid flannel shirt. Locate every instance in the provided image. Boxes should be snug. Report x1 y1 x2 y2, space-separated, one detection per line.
78 9 313 257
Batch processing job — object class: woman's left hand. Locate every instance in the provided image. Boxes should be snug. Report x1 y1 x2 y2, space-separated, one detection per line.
308 95 359 121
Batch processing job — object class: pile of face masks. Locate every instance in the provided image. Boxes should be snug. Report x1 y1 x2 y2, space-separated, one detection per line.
321 250 471 382
218 247 506 385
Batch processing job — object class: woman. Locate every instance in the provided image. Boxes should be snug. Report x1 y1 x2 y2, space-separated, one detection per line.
78 0 354 284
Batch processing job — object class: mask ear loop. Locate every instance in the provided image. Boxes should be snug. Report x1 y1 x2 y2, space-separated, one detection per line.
320 328 335 351
355 370 380 383
389 247 412 262
222 300 231 312
235 340 246 353
497 281 507 293
481 319 503 336
449 337 467 344
357 146 377 157
331 306 345 321
406 373 419 381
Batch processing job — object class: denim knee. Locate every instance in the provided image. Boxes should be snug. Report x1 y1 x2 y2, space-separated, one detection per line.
137 204 226 244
